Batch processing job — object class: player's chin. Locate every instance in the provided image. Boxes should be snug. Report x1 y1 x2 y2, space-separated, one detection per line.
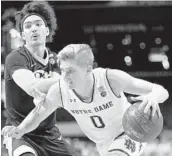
31 40 42 45
67 83 75 89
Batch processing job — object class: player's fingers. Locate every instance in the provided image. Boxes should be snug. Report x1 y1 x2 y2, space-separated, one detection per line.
34 88 44 97
156 105 162 118
14 134 22 139
33 98 41 106
131 96 144 102
138 99 148 111
144 100 152 113
33 88 45 100
8 127 17 137
39 93 45 100
8 127 17 136
10 130 22 139
35 102 43 112
34 95 45 105
31 88 37 98
1 126 14 136
9 130 16 138
3 128 9 137
1 127 6 136
5 127 14 137
1 126 7 135
32 88 40 98
151 103 157 116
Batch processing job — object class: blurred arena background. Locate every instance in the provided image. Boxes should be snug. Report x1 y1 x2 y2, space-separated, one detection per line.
1 1 172 156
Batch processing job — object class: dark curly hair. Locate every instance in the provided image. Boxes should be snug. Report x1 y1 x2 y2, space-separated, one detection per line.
15 1 57 42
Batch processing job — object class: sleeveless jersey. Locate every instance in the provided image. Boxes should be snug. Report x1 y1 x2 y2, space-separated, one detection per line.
5 46 59 132
59 68 131 144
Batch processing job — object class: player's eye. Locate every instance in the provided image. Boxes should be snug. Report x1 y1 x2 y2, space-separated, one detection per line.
35 22 43 27
24 24 32 29
67 69 73 74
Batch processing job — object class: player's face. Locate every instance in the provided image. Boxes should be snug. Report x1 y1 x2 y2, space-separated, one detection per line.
60 59 88 89
22 15 49 46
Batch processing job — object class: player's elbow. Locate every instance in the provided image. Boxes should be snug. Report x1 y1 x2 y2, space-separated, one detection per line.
163 87 169 101
154 84 169 102
25 85 35 97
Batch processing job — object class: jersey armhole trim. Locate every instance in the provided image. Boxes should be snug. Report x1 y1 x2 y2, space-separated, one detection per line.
59 79 64 108
108 149 130 156
105 69 121 98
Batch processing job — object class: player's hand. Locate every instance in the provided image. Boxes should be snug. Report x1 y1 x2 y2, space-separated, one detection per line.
1 126 24 139
1 126 15 137
32 88 46 106
131 94 162 118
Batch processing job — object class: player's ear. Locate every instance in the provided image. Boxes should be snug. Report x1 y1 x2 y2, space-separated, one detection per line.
87 65 92 74
21 32 26 40
46 27 49 36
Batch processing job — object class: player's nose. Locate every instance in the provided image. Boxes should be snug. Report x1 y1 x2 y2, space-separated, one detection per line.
63 72 69 78
64 74 71 82
31 24 39 32
64 76 70 82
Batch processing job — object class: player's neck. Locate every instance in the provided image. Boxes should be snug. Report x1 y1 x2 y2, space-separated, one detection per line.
74 74 94 101
25 44 46 58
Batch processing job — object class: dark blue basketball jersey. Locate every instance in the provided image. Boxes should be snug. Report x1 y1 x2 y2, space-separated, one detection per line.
5 45 59 132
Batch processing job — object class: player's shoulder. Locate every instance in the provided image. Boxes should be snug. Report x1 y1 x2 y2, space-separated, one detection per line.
47 81 63 106
93 67 106 74
47 48 56 55
6 46 28 62
93 68 127 77
106 68 129 80
47 48 57 58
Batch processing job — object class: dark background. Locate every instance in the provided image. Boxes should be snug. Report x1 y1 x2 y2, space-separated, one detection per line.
1 0 172 133
1 1 172 156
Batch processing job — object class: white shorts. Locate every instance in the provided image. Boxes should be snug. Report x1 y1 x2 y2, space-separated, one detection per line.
97 133 146 156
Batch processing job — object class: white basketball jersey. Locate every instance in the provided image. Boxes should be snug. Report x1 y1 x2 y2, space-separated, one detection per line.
59 68 131 144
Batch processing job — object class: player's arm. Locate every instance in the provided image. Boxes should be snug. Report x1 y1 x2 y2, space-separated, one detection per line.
12 69 60 96
107 69 169 102
5 52 60 97
7 83 62 138
106 69 169 116
31 71 60 93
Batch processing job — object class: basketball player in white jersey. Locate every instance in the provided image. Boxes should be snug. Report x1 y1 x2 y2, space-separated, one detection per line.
2 44 169 156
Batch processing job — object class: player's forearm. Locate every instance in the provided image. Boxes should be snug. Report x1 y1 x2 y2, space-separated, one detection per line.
13 69 60 97
29 72 60 94
17 106 45 134
17 99 58 134
149 84 169 103
29 77 59 94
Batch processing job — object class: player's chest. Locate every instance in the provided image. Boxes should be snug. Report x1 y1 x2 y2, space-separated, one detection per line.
67 95 121 117
31 63 53 78
67 97 124 129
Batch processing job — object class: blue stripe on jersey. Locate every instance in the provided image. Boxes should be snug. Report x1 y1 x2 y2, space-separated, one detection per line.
105 68 121 98
114 132 125 140
59 79 64 108
108 149 130 156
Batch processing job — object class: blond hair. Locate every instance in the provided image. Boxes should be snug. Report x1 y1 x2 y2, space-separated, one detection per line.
57 44 94 67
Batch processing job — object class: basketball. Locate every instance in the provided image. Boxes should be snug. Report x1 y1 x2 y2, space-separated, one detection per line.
122 101 163 142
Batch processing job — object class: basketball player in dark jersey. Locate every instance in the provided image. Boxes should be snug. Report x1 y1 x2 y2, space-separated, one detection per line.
2 1 75 156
